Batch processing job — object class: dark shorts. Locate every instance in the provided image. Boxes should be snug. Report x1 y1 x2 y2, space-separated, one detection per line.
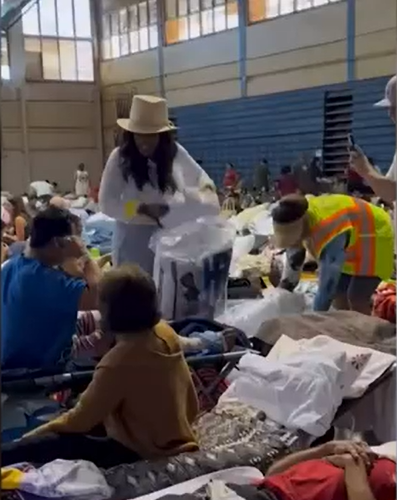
335 273 381 300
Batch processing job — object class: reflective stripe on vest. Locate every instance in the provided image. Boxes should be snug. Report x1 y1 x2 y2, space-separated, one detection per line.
310 198 376 276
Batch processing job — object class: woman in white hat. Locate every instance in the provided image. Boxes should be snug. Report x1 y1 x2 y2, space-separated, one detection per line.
99 95 219 272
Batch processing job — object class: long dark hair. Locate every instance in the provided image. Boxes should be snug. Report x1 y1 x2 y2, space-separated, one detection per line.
8 196 29 222
119 130 177 193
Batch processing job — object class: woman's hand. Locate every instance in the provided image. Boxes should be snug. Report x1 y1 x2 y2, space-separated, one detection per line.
322 440 373 468
349 147 372 178
97 253 112 269
326 453 358 469
138 203 169 225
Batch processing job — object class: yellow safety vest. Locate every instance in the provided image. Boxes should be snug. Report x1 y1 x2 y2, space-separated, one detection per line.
305 194 394 281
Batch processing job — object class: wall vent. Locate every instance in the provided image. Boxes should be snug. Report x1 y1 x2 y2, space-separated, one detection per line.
322 89 353 176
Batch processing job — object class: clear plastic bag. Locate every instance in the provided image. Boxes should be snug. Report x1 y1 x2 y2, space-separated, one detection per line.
216 289 306 338
229 234 256 278
150 217 236 320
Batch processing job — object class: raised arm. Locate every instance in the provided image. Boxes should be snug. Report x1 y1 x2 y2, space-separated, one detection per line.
266 444 328 476
99 148 127 220
350 150 396 204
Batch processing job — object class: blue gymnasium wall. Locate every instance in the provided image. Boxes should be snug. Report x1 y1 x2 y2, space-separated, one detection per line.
172 76 395 186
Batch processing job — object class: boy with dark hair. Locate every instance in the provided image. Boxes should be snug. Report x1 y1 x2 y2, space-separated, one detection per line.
1 206 100 370
2 265 199 468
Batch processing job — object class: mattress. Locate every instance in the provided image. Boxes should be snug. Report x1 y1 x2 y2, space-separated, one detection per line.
104 400 303 500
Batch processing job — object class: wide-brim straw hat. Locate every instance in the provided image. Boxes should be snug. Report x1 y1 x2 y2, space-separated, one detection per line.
273 216 305 249
117 95 177 134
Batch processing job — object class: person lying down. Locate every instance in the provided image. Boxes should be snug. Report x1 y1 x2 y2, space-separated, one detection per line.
159 440 395 500
2 265 201 468
259 439 395 500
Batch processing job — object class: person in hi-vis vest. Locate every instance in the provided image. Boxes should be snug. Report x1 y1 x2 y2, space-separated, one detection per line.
271 193 394 315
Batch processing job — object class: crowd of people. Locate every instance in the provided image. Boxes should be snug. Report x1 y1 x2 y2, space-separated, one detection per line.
1 79 396 500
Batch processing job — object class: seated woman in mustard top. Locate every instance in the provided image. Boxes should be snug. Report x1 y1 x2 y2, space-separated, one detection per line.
2 265 199 468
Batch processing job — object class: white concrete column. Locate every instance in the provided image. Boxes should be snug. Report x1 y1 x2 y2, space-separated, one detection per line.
6 3 31 182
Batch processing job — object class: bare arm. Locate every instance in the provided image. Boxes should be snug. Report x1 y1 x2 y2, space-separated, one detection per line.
350 151 396 204
15 216 26 242
268 441 374 477
78 258 101 311
266 445 327 476
360 168 396 204
344 458 376 500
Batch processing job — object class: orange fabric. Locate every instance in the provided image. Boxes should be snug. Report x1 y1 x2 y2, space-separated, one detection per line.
313 219 352 254
310 199 377 276
14 216 26 242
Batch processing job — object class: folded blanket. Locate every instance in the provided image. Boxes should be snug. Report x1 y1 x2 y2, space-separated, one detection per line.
255 310 396 355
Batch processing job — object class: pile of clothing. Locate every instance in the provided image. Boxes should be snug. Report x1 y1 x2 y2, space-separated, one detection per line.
2 460 112 500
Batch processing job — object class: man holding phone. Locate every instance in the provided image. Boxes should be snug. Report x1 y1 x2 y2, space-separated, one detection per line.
1 206 100 370
350 75 396 208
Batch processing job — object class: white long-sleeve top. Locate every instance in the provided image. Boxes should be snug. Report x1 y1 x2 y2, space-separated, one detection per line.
99 142 219 227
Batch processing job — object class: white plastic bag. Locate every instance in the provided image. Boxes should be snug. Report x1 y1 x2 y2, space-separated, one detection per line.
229 234 256 278
150 217 236 320
216 289 306 338
161 188 220 230
248 209 274 236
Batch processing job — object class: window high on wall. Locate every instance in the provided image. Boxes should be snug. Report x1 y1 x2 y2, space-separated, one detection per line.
165 0 238 45
1 33 10 79
102 0 158 60
22 0 94 81
0 1 9 79
248 0 340 23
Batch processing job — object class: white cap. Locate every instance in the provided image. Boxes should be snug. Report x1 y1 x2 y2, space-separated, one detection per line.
374 75 396 108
